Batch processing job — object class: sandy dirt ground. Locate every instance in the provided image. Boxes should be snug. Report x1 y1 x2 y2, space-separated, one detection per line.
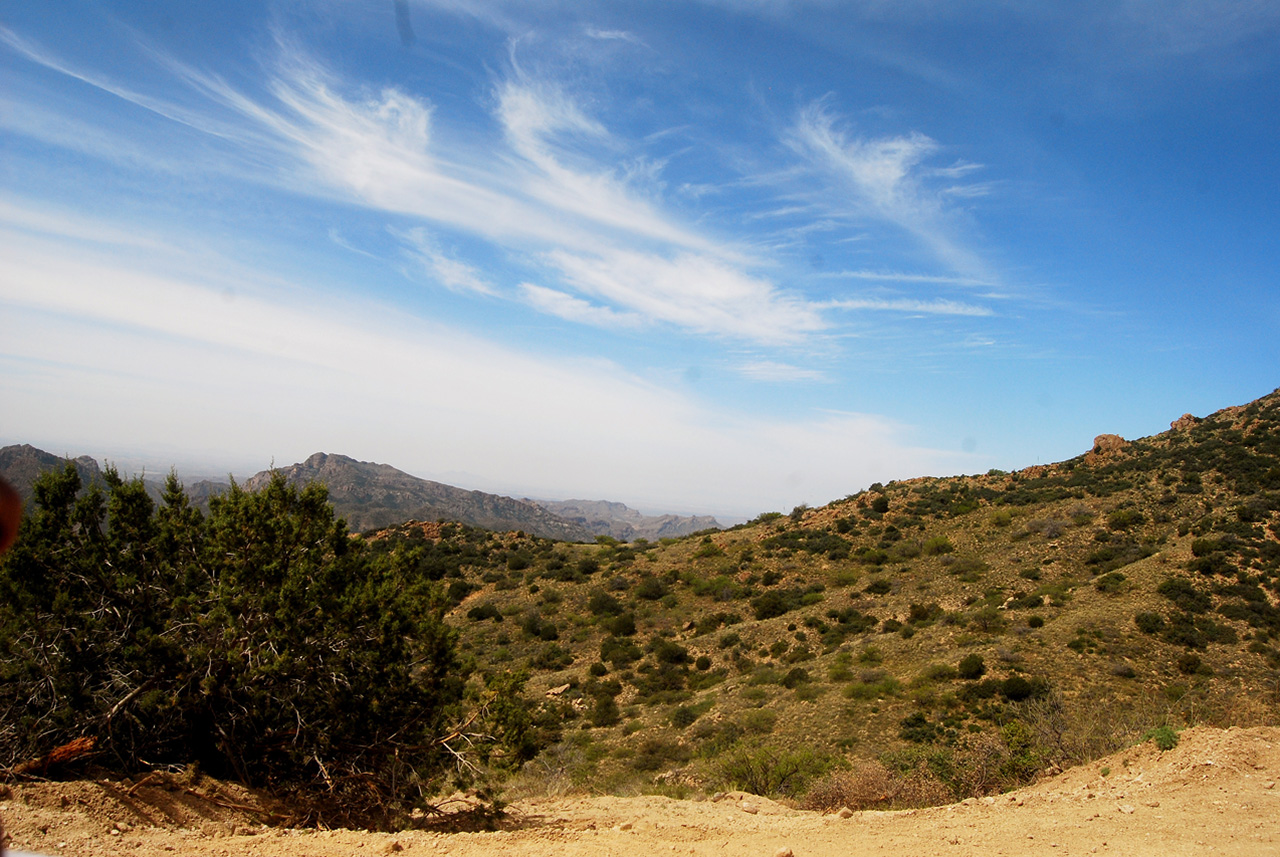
2 726 1277 857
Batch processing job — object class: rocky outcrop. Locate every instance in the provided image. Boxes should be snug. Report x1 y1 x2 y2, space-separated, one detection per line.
0 444 103 503
1171 413 1200 431
1085 433 1128 465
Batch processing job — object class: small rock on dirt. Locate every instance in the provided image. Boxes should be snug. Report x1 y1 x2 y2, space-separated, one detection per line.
774 848 794 857
837 807 854 819
741 802 759 815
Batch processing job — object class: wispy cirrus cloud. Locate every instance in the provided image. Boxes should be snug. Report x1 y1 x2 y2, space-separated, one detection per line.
734 360 828 382
544 248 826 344
495 76 720 254
824 297 994 317
518 282 643 328
788 101 990 279
395 228 496 295
1 22 1008 361
823 269 996 287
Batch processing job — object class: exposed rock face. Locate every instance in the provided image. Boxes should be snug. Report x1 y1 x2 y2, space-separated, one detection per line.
0 444 102 503
1083 433 1128 465
1171 413 1200 431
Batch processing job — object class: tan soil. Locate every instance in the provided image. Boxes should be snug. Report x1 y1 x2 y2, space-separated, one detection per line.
3 726 1277 857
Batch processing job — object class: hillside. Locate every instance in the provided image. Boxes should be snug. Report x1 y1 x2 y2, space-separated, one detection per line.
359 387 1280 801
3 388 1278 819
0 444 103 503
242 452 596 540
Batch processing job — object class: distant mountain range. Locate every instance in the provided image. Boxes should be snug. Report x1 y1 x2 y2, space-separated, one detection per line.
530 498 721 542
0 446 721 542
0 444 104 502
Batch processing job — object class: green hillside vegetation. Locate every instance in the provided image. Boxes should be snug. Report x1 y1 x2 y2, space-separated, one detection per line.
416 389 1280 806
3 388 1279 823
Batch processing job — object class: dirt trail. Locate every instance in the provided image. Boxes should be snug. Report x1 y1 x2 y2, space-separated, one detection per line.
3 726 1277 857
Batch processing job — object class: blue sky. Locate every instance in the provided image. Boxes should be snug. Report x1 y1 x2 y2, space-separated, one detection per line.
1 1 1278 519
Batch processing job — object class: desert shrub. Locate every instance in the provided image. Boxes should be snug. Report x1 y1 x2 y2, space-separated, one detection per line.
968 607 1006 634
1094 572 1127 594
691 574 748 601
522 612 559 641
1177 652 1204 674
781 667 812 688
635 575 669 600
858 645 884 665
716 745 838 797
632 738 691 771
670 705 701 729
1145 725 1180 751
988 509 1013 528
1156 578 1212 613
604 612 637 636
802 759 951 812
844 672 901 700
908 602 944 625
650 638 690 665
750 584 825 620
0 467 499 827
863 577 893 595
1134 611 1165 634
530 643 573 670
740 708 778 734
1028 615 1045 628
921 663 958 682
600 635 642 666
1086 539 1156 573
922 536 955 556
467 602 504 622
858 548 890 565
587 590 624 616
589 696 620 728
899 712 939 743
942 556 990 579
958 654 986 680
1107 508 1146 530
763 529 851 560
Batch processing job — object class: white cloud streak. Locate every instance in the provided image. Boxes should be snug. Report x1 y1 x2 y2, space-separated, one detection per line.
734 360 828 382
545 248 826 344
395 228 496 295
0 219 968 516
824 297 994 317
823 269 996 286
788 101 991 279
519 283 643 328
5 29 842 346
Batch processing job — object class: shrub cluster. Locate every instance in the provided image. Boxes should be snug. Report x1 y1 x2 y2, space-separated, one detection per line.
0 466 525 826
